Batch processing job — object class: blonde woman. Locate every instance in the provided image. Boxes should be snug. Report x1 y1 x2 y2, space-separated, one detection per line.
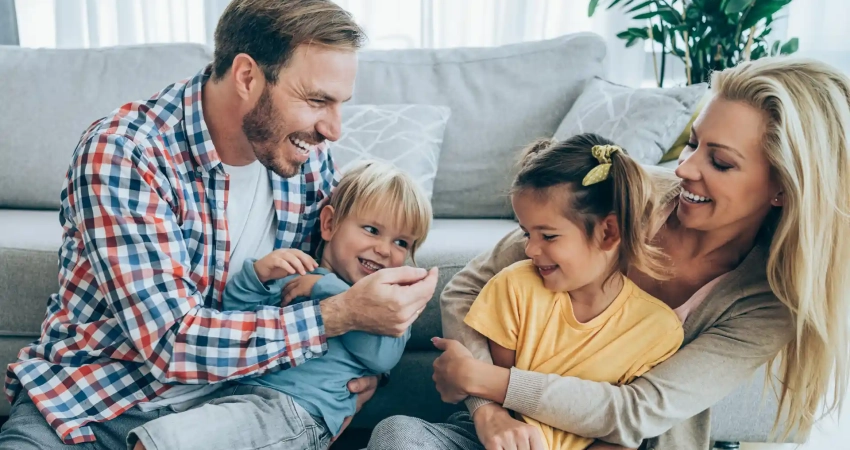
369 57 850 450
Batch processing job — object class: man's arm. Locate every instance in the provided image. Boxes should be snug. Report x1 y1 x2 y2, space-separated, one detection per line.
69 134 326 384
309 274 411 374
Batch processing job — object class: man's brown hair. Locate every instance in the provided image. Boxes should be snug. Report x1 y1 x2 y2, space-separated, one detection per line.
212 0 366 83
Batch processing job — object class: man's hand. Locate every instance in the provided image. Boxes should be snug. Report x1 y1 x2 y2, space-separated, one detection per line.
282 274 323 305
254 249 318 283
473 403 546 450
321 266 438 337
431 337 477 403
330 375 380 444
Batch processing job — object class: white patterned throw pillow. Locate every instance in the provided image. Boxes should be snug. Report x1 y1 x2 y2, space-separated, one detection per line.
554 78 707 165
330 104 452 199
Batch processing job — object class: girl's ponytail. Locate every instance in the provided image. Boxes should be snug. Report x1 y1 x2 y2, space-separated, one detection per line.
607 150 669 280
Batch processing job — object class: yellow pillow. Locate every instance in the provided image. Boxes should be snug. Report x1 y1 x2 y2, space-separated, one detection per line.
660 91 711 163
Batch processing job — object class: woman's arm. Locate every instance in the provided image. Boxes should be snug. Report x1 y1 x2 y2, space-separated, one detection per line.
440 227 527 412
461 293 793 447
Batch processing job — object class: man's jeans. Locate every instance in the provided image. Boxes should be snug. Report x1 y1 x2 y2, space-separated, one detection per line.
0 393 167 450
0 384 331 450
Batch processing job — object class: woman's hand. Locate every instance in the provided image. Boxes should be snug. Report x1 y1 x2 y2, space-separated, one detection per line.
473 403 546 450
432 337 478 403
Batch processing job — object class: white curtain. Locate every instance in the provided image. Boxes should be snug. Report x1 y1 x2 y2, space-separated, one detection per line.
14 0 230 48
13 0 645 86
12 0 850 85
785 0 850 74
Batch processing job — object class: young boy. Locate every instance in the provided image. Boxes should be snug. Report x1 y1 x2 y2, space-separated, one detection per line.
133 161 432 450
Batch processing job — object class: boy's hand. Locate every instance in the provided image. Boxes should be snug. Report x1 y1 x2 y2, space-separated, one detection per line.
254 249 318 283
282 274 323 305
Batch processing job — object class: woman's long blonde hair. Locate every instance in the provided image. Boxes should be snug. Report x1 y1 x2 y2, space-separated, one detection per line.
712 57 850 438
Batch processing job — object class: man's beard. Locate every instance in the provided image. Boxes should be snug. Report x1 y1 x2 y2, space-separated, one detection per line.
242 86 301 178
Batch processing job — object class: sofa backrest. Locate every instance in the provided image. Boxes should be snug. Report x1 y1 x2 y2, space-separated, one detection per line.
0 33 607 218
0 44 214 210
353 33 607 218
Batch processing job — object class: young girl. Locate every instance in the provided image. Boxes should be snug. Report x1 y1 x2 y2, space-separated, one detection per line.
463 133 684 450
134 160 432 450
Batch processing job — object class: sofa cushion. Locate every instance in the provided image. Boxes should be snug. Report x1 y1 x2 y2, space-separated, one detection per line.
353 33 607 218
351 350 464 429
0 44 214 209
554 78 708 165
0 210 61 337
332 104 452 199
0 337 35 417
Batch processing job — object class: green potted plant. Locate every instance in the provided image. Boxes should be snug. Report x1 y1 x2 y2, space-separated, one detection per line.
589 0 799 86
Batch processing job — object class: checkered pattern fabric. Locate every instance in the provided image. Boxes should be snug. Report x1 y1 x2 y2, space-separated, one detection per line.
4 66 339 444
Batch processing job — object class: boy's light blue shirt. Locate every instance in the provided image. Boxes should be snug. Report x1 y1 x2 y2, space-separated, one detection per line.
222 259 410 436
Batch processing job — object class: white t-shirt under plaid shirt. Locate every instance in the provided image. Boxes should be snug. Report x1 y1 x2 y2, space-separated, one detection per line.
137 159 279 412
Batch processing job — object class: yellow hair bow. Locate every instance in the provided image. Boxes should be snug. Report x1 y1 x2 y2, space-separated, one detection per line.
582 144 622 186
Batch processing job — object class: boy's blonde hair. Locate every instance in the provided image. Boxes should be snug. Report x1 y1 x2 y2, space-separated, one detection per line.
324 160 432 263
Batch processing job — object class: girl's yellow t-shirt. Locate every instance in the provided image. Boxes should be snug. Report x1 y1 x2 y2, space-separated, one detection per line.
464 260 684 450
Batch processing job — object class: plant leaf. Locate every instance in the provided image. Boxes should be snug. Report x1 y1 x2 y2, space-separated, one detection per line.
741 0 793 29
633 5 680 24
685 6 702 20
658 8 682 25
634 10 662 19
724 0 755 14
780 37 799 54
770 40 781 56
588 0 601 16
626 0 655 13
616 27 650 39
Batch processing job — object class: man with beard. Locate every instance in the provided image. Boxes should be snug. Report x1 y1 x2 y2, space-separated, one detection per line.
0 1 438 449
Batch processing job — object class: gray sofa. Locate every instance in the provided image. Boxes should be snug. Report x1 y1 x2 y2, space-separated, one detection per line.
0 34 791 445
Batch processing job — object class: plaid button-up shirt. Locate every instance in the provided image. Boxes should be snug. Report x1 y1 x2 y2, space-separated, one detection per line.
4 66 338 444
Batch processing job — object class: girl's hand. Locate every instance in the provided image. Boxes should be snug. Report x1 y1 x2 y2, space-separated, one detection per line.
431 337 477 403
473 403 546 450
253 249 318 283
